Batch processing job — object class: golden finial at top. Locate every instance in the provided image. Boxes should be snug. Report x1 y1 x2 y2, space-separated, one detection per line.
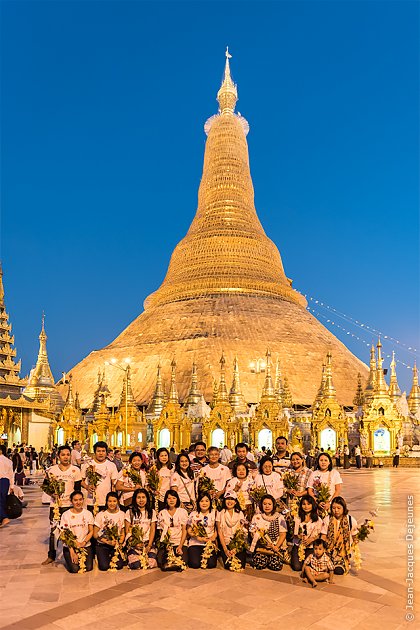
217 47 238 113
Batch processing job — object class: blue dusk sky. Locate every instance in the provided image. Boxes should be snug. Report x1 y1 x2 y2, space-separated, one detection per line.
1 0 418 393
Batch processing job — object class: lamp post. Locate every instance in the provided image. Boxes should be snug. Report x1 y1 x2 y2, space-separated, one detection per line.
105 358 131 452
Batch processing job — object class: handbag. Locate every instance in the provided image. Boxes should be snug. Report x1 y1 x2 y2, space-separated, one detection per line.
6 493 23 519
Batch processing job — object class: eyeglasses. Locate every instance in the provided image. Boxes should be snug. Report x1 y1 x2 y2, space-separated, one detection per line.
203 516 208 527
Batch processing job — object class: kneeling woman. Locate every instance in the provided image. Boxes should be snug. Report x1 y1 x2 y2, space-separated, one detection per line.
187 492 218 569
291 494 323 572
126 488 157 569
321 496 358 575
250 494 287 571
216 491 247 570
59 491 94 573
157 490 188 570
93 492 126 571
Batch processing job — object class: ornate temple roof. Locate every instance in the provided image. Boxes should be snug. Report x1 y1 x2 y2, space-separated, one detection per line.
64 51 368 407
0 263 27 395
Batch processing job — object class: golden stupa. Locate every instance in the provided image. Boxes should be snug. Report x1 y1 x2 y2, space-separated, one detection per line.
68 51 368 407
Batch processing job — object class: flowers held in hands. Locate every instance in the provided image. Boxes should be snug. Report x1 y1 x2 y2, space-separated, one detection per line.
354 519 375 542
123 466 144 487
226 527 248 573
248 484 266 505
59 526 88 573
41 474 65 521
85 465 103 516
312 479 331 516
128 525 149 570
99 519 125 572
159 531 187 571
282 471 299 491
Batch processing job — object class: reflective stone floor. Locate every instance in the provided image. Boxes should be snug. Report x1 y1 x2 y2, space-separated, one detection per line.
0 468 418 629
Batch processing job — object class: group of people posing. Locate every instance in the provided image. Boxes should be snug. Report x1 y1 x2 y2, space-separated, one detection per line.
42 437 360 587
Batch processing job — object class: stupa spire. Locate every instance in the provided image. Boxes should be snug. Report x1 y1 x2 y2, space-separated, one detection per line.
274 357 283 404
364 344 377 401
143 51 306 312
216 352 229 402
168 358 179 403
261 349 276 400
0 263 25 395
229 356 247 413
185 361 202 407
374 338 388 396
388 352 401 403
322 351 337 399
353 372 365 407
408 363 420 414
146 363 166 416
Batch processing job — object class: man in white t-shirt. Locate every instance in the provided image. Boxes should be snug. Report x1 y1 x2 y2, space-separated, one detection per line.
220 445 232 466
201 447 232 499
81 441 118 512
42 445 82 565
71 440 82 467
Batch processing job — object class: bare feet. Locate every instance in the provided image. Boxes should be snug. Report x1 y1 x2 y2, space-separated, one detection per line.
311 582 318 588
301 577 308 583
0 518 10 528
41 557 54 565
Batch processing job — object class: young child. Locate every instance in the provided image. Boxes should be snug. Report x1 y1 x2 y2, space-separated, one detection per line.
301 538 334 587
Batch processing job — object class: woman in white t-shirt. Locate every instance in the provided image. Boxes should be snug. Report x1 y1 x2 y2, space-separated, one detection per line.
125 488 157 569
254 456 284 501
93 492 127 571
225 461 254 520
155 448 173 511
216 491 247 570
170 453 196 513
115 453 146 507
291 494 323 572
307 453 343 513
250 494 287 571
59 490 94 573
156 490 188 570
187 493 218 569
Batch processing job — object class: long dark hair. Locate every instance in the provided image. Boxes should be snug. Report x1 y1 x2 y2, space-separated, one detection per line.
131 488 153 520
330 496 348 517
163 489 181 508
105 491 120 509
315 452 333 471
221 495 241 513
197 491 213 513
175 453 194 480
156 447 173 470
298 494 319 522
12 452 23 472
129 452 146 469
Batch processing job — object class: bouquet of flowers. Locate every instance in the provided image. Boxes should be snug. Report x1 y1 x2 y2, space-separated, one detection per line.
282 471 299 491
41 474 65 521
101 522 124 571
146 466 161 512
123 467 144 487
248 485 266 506
159 530 186 571
297 524 306 562
197 471 216 495
190 519 216 569
249 524 277 554
352 517 375 570
127 526 148 570
312 479 331 517
236 489 247 512
85 465 102 516
226 527 248 572
59 527 88 573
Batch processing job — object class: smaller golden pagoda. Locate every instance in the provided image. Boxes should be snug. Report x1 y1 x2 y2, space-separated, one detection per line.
360 340 402 453
203 354 236 448
113 364 145 448
311 351 348 450
56 375 84 444
89 394 111 445
146 364 166 418
408 363 420 415
388 352 402 404
155 359 187 450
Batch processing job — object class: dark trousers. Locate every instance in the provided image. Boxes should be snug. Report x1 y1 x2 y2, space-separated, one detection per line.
0 478 10 521
48 506 67 560
188 544 218 569
356 455 361 469
96 542 125 571
157 544 188 570
220 548 247 570
290 544 312 572
63 546 94 573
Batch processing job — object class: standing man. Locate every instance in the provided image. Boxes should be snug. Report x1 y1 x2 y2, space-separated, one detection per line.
393 447 400 468
355 445 362 469
71 440 82 467
272 436 291 474
0 444 14 528
228 443 258 473
201 447 232 499
81 441 118 512
220 444 233 466
190 441 209 475
42 445 82 565
343 445 350 469
113 450 124 472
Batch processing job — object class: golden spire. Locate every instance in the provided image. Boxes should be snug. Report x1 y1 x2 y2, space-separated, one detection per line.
388 352 401 403
313 362 326 409
168 358 179 403
364 344 377 401
211 377 219 408
0 262 4 306
0 262 25 395
322 351 337 400
274 357 283 404
216 352 229 402
146 363 166 416
118 365 138 413
26 315 54 389
353 372 365 407
65 374 75 407
374 338 388 396
261 348 276 400
229 356 247 412
144 51 306 312
281 375 293 408
217 46 238 113
185 360 202 407
408 362 420 414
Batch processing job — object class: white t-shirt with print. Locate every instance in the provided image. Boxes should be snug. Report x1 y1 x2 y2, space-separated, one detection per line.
201 464 232 492
81 459 119 507
157 507 188 546
47 464 82 508
254 472 284 499
127 508 157 543
60 508 94 545
187 510 217 547
157 467 172 501
216 509 245 545
94 509 128 536
307 469 343 498
117 467 146 503
293 516 324 546
225 476 253 505
170 471 196 504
